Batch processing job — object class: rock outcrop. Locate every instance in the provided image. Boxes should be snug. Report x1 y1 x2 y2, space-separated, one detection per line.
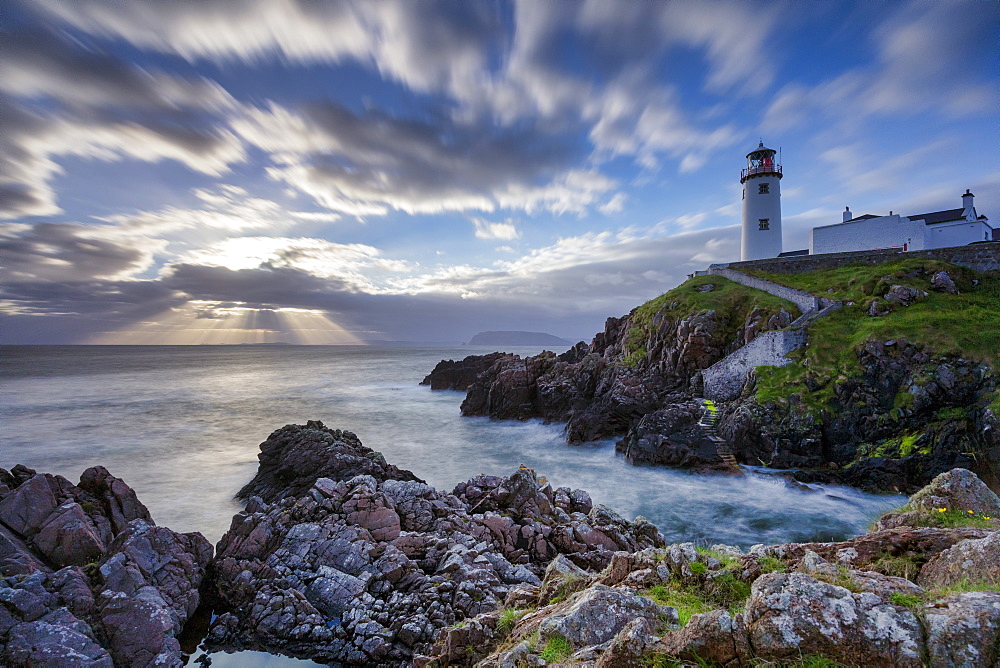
421 468 1000 668
0 465 212 667
207 421 664 665
420 352 509 391
439 263 1000 494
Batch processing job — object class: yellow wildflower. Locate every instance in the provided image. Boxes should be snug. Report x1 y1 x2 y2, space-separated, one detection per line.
937 508 947 513
968 510 975 514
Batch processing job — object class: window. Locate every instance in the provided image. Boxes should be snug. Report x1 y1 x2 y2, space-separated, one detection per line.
758 218 769 230
742 188 745 200
759 183 769 194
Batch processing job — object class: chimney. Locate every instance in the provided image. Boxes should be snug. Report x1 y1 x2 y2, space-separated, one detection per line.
843 206 852 222
962 189 975 220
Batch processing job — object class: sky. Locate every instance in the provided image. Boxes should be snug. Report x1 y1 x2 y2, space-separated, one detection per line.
1 0 997 345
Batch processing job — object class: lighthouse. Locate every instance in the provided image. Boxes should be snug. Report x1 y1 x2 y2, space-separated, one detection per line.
740 141 783 261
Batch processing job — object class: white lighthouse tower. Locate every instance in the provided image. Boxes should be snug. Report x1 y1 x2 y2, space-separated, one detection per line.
740 141 783 261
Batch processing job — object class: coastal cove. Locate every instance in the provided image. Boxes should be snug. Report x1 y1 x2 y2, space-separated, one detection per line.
1 345 903 550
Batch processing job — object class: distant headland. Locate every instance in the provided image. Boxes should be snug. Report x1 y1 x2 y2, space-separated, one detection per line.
466 330 572 346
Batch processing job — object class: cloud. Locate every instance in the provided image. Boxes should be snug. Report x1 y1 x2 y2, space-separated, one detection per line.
762 1 998 133
32 0 759 178
599 193 627 215
233 100 612 217
472 218 520 241
0 23 243 218
0 222 163 282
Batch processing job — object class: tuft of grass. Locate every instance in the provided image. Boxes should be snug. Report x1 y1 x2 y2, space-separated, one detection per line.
750 654 846 667
932 508 994 528
811 565 862 593
539 634 573 663
689 561 708 576
695 545 741 570
870 552 923 580
926 577 1000 599
889 592 924 609
758 555 787 574
646 584 715 626
496 607 534 637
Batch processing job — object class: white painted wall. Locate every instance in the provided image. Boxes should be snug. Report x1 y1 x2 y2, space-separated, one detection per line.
924 220 993 249
810 214 926 255
741 175 782 261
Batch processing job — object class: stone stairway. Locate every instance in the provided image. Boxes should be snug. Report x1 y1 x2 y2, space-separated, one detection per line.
696 398 740 470
700 266 842 402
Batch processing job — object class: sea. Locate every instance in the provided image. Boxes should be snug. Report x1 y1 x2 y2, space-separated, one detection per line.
1 345 906 665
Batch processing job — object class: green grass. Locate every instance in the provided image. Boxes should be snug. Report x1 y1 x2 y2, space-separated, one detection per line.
870 552 923 580
689 561 708 575
646 584 715 626
926 577 1000 598
758 555 787 574
695 545 741 570
496 607 534 636
752 263 1000 415
624 275 800 366
539 634 573 663
889 592 923 609
931 508 994 528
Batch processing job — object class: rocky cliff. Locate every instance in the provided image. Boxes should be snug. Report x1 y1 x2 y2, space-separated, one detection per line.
0 465 212 667
442 259 1000 493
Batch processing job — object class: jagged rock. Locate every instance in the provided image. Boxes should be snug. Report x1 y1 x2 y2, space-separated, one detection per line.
236 420 423 503
0 468 211 668
651 610 750 666
538 554 591 605
31 501 105 568
924 591 1000 668
537 584 676 648
77 466 152 534
4 607 113 667
917 532 1000 589
616 402 730 471
209 426 664 665
885 284 928 305
420 352 508 391
930 271 959 294
594 617 656 667
868 299 891 317
744 571 924 666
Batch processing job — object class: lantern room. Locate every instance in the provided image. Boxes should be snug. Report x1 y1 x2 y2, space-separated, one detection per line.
741 142 782 184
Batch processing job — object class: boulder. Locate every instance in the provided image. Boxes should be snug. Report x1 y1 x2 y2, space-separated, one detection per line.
885 284 928 306
538 554 591 605
917 532 1000 589
538 584 676 648
924 591 1000 668
908 468 1000 516
930 271 959 294
652 610 750 666
236 420 423 503
743 572 924 666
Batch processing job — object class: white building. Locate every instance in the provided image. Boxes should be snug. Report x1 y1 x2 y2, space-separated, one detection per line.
740 142 783 261
810 190 994 255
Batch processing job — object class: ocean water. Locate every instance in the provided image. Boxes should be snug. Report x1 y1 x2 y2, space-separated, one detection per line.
2 345 905 663
1 345 906 546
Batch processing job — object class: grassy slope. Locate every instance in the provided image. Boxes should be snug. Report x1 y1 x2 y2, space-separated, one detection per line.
745 259 1000 414
623 275 800 367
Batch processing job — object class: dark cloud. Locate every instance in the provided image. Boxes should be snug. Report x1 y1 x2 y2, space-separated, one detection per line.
0 223 154 282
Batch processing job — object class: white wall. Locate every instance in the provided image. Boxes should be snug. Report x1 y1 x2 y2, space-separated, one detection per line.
925 220 993 249
810 214 926 254
741 175 782 261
